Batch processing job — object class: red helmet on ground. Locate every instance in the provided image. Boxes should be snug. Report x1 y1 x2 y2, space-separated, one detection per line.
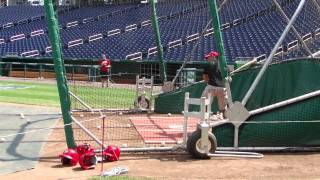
205 51 219 60
76 143 95 157
59 148 79 166
103 145 121 162
79 151 98 170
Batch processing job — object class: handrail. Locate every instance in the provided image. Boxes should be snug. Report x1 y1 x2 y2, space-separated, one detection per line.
10 34 26 42
3 22 14 29
31 29 45 37
186 33 199 43
66 21 79 28
168 39 182 49
125 52 142 61
125 24 137 32
67 39 83 48
88 33 103 42
147 46 158 57
21 50 39 57
107 29 121 37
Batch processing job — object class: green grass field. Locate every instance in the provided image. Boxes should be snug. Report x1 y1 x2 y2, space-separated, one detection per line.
89 176 155 180
0 81 60 106
0 80 137 109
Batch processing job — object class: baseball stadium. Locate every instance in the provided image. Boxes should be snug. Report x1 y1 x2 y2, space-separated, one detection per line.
0 0 320 179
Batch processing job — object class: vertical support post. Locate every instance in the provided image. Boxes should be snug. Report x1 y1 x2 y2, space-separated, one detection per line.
0 59 2 76
9 63 12 77
149 76 154 111
182 92 189 145
135 75 139 109
72 65 75 81
208 0 228 80
24 64 27 79
44 0 76 148
234 125 239 148
200 96 210 153
150 0 167 82
39 64 43 79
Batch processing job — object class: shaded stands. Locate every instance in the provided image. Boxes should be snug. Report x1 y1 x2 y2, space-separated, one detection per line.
0 0 319 62
0 5 44 26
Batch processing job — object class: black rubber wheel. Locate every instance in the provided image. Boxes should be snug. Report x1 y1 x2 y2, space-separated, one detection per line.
134 96 150 109
187 130 217 159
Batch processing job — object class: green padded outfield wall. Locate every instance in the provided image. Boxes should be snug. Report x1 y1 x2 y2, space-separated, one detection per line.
154 59 320 147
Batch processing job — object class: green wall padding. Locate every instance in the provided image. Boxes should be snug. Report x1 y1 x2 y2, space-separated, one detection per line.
154 59 320 147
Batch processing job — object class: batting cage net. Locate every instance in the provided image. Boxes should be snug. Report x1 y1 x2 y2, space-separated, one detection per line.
68 73 194 150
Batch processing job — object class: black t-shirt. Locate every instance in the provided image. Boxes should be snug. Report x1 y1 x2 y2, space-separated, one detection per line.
204 62 224 87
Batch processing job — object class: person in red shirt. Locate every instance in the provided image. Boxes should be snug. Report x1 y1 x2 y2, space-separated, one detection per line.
99 54 111 87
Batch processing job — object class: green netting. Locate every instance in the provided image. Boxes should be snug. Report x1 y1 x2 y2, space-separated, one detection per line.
154 59 320 147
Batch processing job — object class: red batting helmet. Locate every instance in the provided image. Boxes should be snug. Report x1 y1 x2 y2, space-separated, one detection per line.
76 143 95 157
103 145 121 162
205 51 219 60
79 151 98 170
59 148 79 166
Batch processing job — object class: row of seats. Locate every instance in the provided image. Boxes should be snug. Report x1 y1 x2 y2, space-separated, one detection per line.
0 0 318 62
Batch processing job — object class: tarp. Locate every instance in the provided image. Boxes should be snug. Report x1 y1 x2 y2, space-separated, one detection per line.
0 103 59 175
154 59 320 147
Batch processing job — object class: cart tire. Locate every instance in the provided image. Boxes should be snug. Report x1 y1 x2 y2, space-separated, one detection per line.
134 96 150 109
187 130 217 159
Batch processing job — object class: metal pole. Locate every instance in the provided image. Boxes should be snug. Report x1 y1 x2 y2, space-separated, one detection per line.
273 0 313 57
241 0 306 106
0 59 2 76
182 92 189 145
208 0 228 79
69 91 93 111
72 116 104 147
150 0 167 82
310 50 320 57
250 90 320 116
311 0 320 14
44 0 76 148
